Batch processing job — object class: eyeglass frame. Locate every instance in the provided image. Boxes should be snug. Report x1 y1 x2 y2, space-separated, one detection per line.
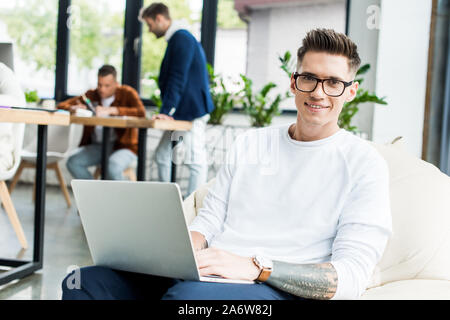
292 72 354 97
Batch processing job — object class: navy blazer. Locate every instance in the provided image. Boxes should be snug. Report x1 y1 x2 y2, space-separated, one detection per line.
158 29 214 121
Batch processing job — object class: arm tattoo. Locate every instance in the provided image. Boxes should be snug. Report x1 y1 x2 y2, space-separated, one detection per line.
266 261 338 300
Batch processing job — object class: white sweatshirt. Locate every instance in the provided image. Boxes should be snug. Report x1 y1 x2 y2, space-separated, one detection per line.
0 62 26 172
189 124 392 299
92 95 116 144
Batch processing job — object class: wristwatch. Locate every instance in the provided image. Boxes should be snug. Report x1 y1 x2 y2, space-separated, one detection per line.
252 255 273 282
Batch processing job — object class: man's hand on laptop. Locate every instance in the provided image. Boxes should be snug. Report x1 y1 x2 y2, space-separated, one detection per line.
195 247 261 281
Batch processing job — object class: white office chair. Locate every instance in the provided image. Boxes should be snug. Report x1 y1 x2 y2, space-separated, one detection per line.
0 123 28 249
9 124 83 208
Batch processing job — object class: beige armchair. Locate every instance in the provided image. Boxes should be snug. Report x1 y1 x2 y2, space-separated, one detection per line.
183 138 450 299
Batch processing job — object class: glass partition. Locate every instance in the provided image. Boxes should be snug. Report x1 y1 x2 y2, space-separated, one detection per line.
67 0 126 96
0 0 58 99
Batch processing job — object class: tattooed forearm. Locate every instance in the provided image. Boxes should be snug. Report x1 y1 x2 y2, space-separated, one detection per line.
266 261 338 300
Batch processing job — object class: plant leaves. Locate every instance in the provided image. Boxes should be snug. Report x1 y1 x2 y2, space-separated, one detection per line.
356 64 370 76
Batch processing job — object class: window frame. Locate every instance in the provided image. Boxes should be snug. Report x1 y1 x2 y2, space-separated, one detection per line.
54 0 350 115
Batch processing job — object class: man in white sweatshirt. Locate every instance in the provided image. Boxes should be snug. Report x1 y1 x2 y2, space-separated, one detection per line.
62 28 391 300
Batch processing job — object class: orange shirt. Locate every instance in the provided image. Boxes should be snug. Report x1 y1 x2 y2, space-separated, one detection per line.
58 85 146 154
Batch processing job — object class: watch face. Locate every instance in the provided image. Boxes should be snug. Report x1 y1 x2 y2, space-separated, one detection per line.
256 256 273 269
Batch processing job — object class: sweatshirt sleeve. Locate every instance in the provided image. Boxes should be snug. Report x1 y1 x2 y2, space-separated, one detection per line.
57 90 97 111
115 86 146 117
188 134 242 245
330 150 392 300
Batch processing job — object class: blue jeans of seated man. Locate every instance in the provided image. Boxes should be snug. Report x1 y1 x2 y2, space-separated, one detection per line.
66 144 136 180
61 266 304 300
155 114 209 197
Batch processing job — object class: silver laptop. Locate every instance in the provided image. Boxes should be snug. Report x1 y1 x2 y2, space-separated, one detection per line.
71 180 253 284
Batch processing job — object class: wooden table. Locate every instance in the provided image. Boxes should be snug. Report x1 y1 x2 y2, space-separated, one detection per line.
0 108 70 286
70 115 192 181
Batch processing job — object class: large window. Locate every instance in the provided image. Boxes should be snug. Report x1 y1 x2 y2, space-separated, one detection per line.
140 0 203 100
214 0 247 94
0 0 58 99
67 0 125 96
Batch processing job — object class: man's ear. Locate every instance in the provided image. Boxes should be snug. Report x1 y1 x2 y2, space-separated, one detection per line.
290 73 296 95
155 14 163 24
345 81 359 102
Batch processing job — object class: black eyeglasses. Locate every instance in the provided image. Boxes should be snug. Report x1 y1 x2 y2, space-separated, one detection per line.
293 72 353 97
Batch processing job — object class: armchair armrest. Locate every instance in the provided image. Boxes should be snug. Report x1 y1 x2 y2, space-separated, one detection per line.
183 178 216 225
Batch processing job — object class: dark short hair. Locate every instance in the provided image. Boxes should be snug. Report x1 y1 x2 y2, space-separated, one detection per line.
297 28 361 75
98 65 117 79
139 2 170 21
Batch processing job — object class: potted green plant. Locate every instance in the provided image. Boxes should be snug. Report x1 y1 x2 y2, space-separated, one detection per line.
278 51 296 79
239 51 294 127
338 64 387 133
206 64 236 125
25 89 40 106
146 74 162 115
240 75 285 127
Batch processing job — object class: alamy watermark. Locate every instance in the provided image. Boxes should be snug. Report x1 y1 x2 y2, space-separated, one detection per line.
65 265 81 290
66 5 81 30
366 5 381 30
169 127 281 176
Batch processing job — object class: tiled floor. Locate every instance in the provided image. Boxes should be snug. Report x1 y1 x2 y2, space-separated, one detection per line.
0 183 92 300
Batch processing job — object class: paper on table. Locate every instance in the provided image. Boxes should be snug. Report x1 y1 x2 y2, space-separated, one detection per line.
75 109 93 117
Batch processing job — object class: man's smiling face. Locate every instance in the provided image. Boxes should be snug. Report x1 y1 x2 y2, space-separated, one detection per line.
290 51 358 134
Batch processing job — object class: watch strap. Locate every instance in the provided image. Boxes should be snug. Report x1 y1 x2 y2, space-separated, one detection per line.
257 268 272 282
252 256 272 282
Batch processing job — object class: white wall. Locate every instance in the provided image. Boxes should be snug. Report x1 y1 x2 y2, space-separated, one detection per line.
246 0 347 110
372 0 432 157
214 28 248 92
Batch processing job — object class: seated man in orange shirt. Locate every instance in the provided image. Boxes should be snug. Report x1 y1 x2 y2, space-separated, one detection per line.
58 65 145 180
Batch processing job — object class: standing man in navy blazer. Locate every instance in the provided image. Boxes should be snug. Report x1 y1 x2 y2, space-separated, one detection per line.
140 2 214 196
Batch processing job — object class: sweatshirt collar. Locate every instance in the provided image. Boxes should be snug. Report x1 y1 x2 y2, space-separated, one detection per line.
284 124 346 147
165 19 189 42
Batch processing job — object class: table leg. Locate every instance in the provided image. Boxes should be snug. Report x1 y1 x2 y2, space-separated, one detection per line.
137 128 147 181
33 125 47 266
101 127 112 180
0 124 48 285
171 139 176 183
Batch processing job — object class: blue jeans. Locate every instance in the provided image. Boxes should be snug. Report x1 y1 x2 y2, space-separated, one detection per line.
155 115 209 197
66 144 136 180
61 266 303 300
